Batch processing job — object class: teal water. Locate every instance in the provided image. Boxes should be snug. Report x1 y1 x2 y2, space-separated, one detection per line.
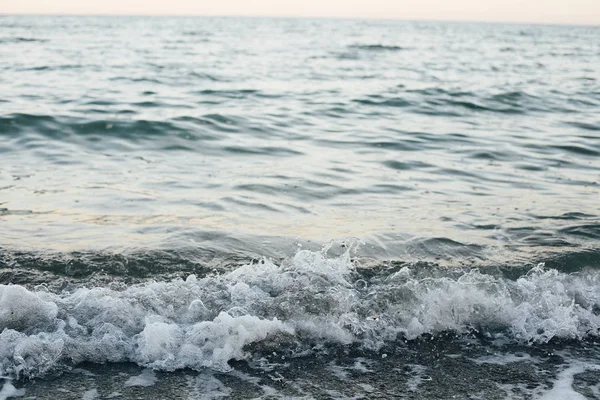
1 16 600 399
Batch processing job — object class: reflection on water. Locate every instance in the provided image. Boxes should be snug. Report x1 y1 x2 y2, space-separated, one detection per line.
0 16 599 262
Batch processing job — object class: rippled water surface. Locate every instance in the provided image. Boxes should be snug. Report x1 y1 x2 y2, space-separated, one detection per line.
2 16 599 261
1 16 600 399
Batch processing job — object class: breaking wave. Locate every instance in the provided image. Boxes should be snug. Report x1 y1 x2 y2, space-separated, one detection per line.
1 248 599 379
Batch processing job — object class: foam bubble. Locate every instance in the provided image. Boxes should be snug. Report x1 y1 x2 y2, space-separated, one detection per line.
358 383 375 393
403 364 430 392
82 388 99 400
0 380 25 400
124 369 156 387
0 285 57 332
472 353 536 365
188 372 232 399
328 363 349 380
0 250 598 378
537 364 599 400
136 313 291 372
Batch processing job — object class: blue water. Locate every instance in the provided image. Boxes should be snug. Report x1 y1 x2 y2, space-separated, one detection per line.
1 16 600 399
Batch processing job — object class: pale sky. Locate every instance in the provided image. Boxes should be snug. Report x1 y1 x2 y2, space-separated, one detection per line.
2 0 600 25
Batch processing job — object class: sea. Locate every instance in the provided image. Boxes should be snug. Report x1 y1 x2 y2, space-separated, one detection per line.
1 15 600 399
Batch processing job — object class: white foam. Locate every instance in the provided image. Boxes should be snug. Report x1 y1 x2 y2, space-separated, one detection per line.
590 382 600 398
123 369 156 387
351 358 373 373
404 364 430 392
268 372 285 382
472 353 536 365
81 388 98 400
0 250 598 378
188 372 232 400
0 380 25 400
258 385 279 396
248 357 289 372
537 363 600 400
0 286 57 332
228 369 262 385
357 383 375 392
324 389 363 400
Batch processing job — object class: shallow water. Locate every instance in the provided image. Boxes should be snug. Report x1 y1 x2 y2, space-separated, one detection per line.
1 15 600 399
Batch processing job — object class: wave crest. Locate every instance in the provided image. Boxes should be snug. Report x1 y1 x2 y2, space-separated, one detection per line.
0 249 599 378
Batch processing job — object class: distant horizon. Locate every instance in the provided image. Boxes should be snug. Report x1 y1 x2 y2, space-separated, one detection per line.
2 0 600 26
2 12 600 28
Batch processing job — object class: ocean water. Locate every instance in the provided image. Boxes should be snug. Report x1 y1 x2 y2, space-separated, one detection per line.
1 15 600 399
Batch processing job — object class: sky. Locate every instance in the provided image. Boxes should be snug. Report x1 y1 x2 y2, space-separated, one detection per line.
2 0 600 25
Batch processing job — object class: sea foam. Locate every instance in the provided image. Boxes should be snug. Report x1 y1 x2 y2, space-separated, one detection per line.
0 249 599 378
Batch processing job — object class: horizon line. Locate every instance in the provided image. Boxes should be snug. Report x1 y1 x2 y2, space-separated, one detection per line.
1 12 599 28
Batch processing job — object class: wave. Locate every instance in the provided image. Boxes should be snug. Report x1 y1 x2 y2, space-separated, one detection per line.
0 37 47 44
0 113 243 138
352 89 585 116
348 44 406 51
0 113 309 159
193 89 260 98
0 248 599 379
0 113 221 140
353 97 411 108
565 121 600 131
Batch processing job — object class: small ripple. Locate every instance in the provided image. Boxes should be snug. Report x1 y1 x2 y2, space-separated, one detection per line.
489 91 532 103
20 64 84 72
437 167 483 180
368 184 414 193
353 97 411 108
348 44 406 51
410 237 485 260
81 100 114 106
469 151 504 161
72 119 185 138
0 208 50 216
382 160 431 171
172 114 240 133
222 197 282 213
109 76 164 84
0 113 57 136
234 184 287 197
425 98 524 114
0 37 47 43
193 201 226 212
532 212 597 220
0 114 239 150
357 89 572 116
550 144 600 157
565 121 600 131
192 89 260 99
405 88 473 97
559 224 600 240
222 146 302 156
182 31 211 37
188 72 221 81
160 144 194 151
516 163 546 172
368 140 423 152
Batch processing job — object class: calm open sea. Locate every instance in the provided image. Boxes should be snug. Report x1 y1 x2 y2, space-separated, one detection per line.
1 15 600 399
